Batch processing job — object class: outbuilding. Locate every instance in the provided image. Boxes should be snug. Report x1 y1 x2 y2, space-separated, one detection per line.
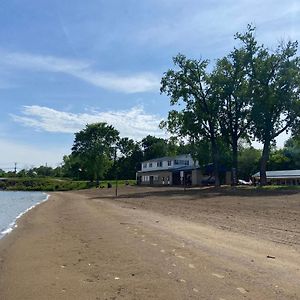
252 170 300 186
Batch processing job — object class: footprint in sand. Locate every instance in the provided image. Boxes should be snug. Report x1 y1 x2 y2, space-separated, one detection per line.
188 264 195 269
151 243 158 246
237 287 248 294
175 254 185 259
193 288 199 293
212 273 225 279
160 249 166 253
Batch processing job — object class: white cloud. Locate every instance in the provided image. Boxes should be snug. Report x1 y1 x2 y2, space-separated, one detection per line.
0 139 68 169
0 52 159 93
11 105 165 140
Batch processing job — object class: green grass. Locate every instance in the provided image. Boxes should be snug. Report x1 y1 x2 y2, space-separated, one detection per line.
0 178 137 191
257 185 300 191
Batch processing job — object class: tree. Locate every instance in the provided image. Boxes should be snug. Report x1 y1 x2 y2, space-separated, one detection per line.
283 136 300 169
238 146 261 180
212 38 252 185
112 137 143 180
161 54 222 186
141 135 168 161
236 26 300 185
268 149 292 171
71 123 119 182
0 169 6 177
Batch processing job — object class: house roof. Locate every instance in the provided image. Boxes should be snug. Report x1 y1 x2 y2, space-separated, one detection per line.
137 165 200 174
252 170 300 178
142 154 192 164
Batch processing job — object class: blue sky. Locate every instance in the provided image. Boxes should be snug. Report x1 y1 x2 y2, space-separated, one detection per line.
0 0 299 170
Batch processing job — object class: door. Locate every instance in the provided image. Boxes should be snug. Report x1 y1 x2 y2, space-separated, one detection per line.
150 176 154 185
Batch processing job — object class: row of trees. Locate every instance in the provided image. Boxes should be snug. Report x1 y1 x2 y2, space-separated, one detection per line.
160 25 300 185
1 131 299 183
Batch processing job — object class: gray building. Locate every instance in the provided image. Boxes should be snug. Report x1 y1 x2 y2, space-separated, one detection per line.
252 170 300 185
136 154 204 186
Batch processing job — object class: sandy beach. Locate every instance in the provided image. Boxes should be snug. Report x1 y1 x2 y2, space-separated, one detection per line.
0 186 300 299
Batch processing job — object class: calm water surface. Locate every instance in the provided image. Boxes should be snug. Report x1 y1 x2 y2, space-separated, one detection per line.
0 191 48 239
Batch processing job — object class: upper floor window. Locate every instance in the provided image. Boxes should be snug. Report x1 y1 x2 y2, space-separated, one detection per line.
174 159 189 165
157 161 162 167
149 163 152 167
143 163 147 168
168 160 172 166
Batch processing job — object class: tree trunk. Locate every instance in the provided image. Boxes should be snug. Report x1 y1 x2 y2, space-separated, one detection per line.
231 140 238 186
211 138 220 187
260 139 271 186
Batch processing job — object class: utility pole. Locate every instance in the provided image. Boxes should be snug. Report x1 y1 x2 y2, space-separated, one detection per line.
114 147 118 198
14 162 17 175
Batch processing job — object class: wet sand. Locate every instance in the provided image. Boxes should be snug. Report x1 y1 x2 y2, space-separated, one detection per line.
0 186 300 299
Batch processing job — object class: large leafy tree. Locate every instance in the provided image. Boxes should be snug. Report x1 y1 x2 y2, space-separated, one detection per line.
161 54 222 186
212 40 252 185
237 27 300 185
71 123 119 182
114 137 143 179
283 136 300 169
141 135 169 161
238 146 261 180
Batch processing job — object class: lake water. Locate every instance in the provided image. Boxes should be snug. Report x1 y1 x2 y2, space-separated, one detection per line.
0 191 49 239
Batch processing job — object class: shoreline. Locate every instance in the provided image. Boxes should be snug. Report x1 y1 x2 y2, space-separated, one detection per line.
0 191 50 239
0 187 299 299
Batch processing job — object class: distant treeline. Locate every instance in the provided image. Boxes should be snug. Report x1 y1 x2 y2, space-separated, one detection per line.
0 134 299 183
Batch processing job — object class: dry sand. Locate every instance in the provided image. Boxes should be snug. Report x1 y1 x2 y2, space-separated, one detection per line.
0 186 300 299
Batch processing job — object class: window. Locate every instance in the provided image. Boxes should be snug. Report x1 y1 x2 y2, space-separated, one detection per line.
149 163 152 167
174 159 189 165
167 160 172 166
143 163 147 168
142 176 149 182
157 161 162 167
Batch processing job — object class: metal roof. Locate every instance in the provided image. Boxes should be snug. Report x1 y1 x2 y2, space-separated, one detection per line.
253 170 300 178
142 154 192 164
137 165 200 174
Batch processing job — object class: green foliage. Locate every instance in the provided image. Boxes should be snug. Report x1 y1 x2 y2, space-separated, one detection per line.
238 147 261 180
141 135 169 161
284 136 300 169
235 26 300 184
0 178 90 191
161 54 222 185
71 123 119 182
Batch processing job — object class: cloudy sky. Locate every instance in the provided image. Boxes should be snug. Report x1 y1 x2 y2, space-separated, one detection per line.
0 0 299 170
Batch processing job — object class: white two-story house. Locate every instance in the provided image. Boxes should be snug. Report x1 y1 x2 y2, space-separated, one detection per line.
136 154 203 186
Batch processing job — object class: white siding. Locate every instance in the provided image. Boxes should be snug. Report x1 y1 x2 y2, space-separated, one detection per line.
141 154 198 172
